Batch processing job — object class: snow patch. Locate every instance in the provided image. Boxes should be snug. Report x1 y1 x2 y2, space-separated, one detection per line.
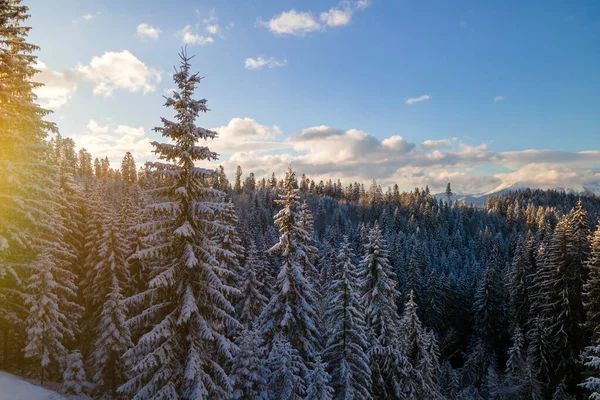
0 371 66 399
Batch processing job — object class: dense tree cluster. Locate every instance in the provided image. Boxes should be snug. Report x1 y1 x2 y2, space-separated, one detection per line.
3 2 600 399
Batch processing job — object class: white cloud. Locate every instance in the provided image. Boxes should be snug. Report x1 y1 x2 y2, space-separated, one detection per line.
209 118 288 154
421 139 452 150
73 120 153 164
260 1 370 36
494 96 505 102
320 8 352 27
202 9 220 35
260 10 322 36
245 56 287 70
208 121 600 194
178 25 214 45
405 95 431 105
81 14 94 21
137 23 161 40
356 0 371 10
76 50 162 97
87 119 109 134
33 61 78 109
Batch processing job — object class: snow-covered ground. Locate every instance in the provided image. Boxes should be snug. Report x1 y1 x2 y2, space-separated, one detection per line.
0 371 65 400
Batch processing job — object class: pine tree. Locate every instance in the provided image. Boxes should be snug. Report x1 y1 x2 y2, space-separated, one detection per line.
260 168 320 361
305 356 334 400
505 327 527 398
484 362 503 399
267 335 307 400
445 183 453 203
323 237 372 400
23 252 77 383
78 148 93 178
359 223 409 398
119 51 240 399
235 165 243 193
509 233 535 330
527 316 552 398
462 338 490 389
214 199 245 295
543 213 588 389
62 350 90 397
237 243 268 328
0 0 63 367
231 327 269 400
552 380 575 400
473 248 506 353
90 209 133 397
120 151 137 186
399 290 442 398
299 200 319 280
581 222 600 399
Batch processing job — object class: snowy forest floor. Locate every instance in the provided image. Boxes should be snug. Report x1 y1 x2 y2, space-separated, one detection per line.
0 371 66 400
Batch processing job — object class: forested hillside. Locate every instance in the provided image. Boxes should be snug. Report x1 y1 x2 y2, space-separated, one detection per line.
2 1 600 399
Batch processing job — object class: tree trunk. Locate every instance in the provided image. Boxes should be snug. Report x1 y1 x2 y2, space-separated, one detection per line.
41 365 45 386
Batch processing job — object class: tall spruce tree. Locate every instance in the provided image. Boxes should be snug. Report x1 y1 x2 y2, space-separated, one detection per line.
545 213 588 390
119 51 241 399
305 356 334 400
0 0 64 368
23 252 77 383
581 222 600 398
231 327 269 400
323 237 372 400
237 242 268 328
399 290 442 398
90 209 133 397
260 168 320 361
267 335 307 400
359 223 411 398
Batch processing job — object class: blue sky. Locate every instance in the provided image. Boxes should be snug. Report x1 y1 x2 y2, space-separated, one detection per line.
27 0 600 193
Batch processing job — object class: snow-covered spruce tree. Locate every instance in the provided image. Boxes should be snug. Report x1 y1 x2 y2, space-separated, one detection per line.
580 222 600 398
305 356 334 400
23 252 77 383
62 350 91 397
461 338 490 390
509 232 535 331
260 167 320 361
473 247 507 354
527 238 554 395
213 199 245 296
399 290 442 398
359 223 412 398
267 335 307 400
299 200 319 280
0 0 65 366
119 51 241 399
323 236 372 400
527 316 552 398
90 209 133 398
79 183 111 357
121 151 138 187
544 214 587 389
236 242 268 329
230 327 269 400
505 327 527 398
553 380 575 400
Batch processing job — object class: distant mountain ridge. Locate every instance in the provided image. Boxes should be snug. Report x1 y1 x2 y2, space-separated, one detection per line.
434 182 600 205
